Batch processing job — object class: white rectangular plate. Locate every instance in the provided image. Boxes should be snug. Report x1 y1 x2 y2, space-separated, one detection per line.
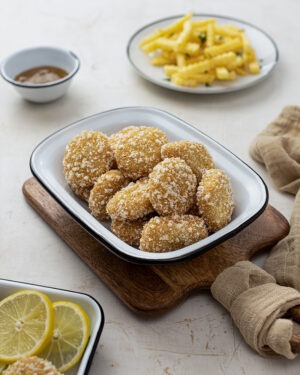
30 106 268 264
0 278 104 374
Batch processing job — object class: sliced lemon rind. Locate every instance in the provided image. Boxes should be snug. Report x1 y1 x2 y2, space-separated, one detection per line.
0 290 54 363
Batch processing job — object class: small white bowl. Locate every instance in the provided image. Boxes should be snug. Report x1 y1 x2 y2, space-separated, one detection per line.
0 46 80 103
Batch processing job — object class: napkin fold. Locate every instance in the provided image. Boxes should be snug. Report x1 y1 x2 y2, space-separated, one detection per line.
249 106 300 291
211 261 300 359
249 106 300 195
264 190 300 290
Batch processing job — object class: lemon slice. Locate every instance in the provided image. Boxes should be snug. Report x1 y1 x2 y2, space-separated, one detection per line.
0 289 54 363
41 301 90 373
0 362 7 373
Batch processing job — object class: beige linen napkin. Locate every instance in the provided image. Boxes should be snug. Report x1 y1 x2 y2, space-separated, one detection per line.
249 106 300 290
249 105 300 194
211 261 300 359
210 107 300 359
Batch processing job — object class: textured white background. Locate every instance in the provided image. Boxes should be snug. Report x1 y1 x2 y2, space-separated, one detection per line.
0 0 298 374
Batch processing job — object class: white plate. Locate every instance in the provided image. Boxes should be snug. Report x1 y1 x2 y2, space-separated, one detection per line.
0 278 104 375
127 14 279 94
30 106 268 264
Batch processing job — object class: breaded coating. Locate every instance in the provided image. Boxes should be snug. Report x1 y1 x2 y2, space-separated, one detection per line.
69 184 91 202
109 126 137 151
63 130 115 199
140 215 208 252
149 157 197 216
112 126 168 180
106 178 154 221
89 170 130 220
161 140 215 182
111 216 151 246
196 169 234 232
3 356 62 375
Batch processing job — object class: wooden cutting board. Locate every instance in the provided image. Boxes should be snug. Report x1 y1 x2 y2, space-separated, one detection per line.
23 177 290 315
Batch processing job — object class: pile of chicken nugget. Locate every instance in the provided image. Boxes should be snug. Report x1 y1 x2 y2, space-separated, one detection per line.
63 126 234 253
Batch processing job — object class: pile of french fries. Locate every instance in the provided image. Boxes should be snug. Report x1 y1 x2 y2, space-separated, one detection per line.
139 13 261 87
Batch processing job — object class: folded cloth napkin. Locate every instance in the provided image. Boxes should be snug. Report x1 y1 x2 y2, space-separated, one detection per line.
249 106 300 291
264 190 300 290
211 261 300 359
249 106 300 195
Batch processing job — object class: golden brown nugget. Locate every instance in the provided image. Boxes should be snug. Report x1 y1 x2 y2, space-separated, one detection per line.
89 170 130 220
69 184 91 202
112 126 168 180
140 215 208 252
111 217 151 246
196 169 234 232
149 157 197 216
63 130 115 199
109 126 137 151
106 178 154 221
3 356 62 375
161 140 215 182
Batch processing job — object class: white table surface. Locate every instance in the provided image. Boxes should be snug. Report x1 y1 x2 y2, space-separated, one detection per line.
0 0 298 374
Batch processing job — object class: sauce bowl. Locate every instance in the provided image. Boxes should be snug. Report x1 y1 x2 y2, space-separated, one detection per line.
0 46 80 103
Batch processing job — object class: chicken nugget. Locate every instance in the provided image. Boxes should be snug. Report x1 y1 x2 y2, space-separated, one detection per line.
161 140 215 182
149 157 197 216
106 178 154 220
112 126 168 180
63 130 114 200
109 126 137 151
111 216 151 246
140 215 208 252
89 170 130 220
196 169 234 232
3 356 62 375
69 184 91 202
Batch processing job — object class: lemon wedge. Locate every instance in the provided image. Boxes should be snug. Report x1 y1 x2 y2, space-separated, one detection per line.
0 289 54 363
41 301 90 373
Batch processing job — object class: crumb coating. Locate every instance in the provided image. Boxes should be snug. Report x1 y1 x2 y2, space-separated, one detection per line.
3 356 62 375
149 157 197 216
140 215 208 252
106 178 154 221
196 169 234 232
89 170 130 220
111 126 168 180
111 216 151 246
63 130 115 194
161 140 215 182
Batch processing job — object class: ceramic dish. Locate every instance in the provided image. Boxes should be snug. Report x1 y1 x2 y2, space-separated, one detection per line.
0 46 80 103
0 278 104 375
127 14 279 94
30 106 268 264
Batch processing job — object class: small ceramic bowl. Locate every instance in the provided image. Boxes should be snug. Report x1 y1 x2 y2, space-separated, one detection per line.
0 46 80 103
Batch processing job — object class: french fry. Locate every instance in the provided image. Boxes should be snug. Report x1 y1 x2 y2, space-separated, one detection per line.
206 22 215 48
139 13 193 47
204 38 243 57
164 65 179 76
175 21 193 51
248 61 260 74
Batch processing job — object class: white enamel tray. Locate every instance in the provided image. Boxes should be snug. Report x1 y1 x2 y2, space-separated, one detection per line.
30 106 268 264
0 278 104 375
127 14 279 94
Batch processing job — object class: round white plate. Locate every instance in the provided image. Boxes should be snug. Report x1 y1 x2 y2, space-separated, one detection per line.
127 14 279 94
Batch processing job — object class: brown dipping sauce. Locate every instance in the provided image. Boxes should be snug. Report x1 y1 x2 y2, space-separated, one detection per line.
15 66 68 84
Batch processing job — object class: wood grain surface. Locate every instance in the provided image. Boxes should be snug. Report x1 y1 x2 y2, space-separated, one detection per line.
22 177 290 314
